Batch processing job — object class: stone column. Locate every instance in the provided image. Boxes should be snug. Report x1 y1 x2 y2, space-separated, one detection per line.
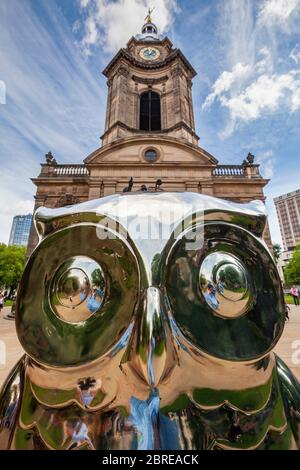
104 77 114 132
88 182 102 200
171 66 183 126
115 65 129 126
244 165 260 178
187 77 195 130
185 181 200 193
200 183 214 196
103 180 117 196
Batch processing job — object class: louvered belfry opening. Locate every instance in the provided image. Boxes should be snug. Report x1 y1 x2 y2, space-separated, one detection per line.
140 91 161 131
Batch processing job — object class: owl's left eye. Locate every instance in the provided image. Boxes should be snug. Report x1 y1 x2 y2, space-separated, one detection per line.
199 252 252 319
165 222 285 361
50 256 106 324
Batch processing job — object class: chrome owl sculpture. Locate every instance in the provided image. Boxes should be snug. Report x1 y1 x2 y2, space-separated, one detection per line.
1 192 300 450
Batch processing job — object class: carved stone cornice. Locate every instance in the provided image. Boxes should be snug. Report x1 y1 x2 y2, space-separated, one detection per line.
55 194 80 208
171 65 185 78
103 48 197 78
127 36 173 51
131 75 168 85
101 120 200 142
115 65 130 77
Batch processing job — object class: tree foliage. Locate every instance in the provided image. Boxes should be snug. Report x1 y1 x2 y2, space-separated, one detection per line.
273 243 282 263
284 245 300 285
0 244 26 290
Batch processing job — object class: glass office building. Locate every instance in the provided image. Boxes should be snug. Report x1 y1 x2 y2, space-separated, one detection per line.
8 214 32 247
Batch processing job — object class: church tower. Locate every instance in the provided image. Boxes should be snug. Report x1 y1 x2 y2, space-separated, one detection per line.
28 12 271 255
102 13 198 146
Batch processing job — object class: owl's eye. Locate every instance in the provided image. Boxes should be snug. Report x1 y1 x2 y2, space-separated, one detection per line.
199 252 252 319
50 256 105 324
165 222 285 361
16 223 139 366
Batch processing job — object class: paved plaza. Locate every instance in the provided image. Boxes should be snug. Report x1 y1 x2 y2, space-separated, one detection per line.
0 305 300 388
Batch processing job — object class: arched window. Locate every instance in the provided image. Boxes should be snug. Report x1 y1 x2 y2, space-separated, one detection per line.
140 91 161 131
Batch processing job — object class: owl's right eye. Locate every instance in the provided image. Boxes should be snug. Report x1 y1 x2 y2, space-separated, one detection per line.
16 223 139 367
50 256 106 324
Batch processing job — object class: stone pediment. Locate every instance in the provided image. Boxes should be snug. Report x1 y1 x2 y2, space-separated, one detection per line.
84 136 218 167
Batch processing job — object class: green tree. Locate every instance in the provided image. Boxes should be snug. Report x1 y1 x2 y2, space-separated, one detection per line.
273 243 282 263
284 245 300 285
0 244 26 290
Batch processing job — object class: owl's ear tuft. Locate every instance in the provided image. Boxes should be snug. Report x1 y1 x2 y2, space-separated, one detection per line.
33 206 75 240
33 206 48 239
241 200 267 238
200 198 268 239
231 209 267 239
227 199 268 239
33 206 58 240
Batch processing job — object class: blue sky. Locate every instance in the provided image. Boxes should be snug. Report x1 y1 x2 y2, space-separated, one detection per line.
0 0 300 246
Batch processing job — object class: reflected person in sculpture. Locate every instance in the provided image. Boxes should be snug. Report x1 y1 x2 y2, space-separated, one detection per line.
0 192 300 450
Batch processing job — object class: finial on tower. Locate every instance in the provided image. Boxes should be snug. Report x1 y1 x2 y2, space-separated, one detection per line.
145 6 155 23
140 6 159 39
136 6 162 41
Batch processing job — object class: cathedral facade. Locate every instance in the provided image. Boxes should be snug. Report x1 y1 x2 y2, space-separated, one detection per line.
28 17 270 255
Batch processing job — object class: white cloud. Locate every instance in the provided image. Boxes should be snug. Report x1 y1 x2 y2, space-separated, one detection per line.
257 150 275 179
204 61 300 137
0 0 106 243
0 80 6 104
203 63 250 109
222 71 300 123
203 0 300 138
220 0 256 68
258 0 300 27
255 47 273 74
80 0 90 8
72 19 81 34
290 44 300 63
81 16 99 53
79 0 179 54
1 200 35 217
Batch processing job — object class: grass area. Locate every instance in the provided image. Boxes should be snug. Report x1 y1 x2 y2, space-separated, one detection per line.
285 294 296 305
4 300 12 306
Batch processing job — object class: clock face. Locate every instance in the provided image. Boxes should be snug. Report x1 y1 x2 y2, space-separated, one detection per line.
139 47 160 61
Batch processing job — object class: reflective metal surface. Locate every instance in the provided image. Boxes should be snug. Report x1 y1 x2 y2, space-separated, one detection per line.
50 256 105 323
0 192 299 450
199 252 251 318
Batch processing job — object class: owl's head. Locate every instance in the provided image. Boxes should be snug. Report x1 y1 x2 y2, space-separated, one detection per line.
16 192 284 383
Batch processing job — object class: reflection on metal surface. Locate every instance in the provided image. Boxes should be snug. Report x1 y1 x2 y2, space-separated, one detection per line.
50 256 105 323
0 192 299 450
200 252 252 318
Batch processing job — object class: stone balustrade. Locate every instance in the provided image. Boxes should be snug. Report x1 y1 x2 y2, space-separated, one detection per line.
53 165 89 176
40 164 90 177
212 165 246 177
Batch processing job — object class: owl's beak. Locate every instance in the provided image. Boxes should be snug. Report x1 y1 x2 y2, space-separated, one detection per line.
126 286 176 388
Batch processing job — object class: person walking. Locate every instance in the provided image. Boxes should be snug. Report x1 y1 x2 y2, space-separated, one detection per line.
0 293 4 312
285 303 291 321
290 287 300 306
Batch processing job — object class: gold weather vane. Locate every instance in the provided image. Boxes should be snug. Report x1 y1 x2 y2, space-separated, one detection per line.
145 6 155 23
